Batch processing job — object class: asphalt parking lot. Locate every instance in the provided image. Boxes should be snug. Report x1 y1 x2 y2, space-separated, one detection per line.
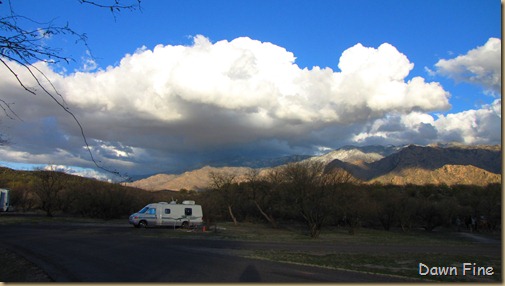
0 214 501 283
0 222 436 282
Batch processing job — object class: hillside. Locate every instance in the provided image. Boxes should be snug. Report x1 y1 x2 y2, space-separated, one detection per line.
126 166 254 191
325 144 501 182
126 174 179 191
128 144 502 191
370 164 501 186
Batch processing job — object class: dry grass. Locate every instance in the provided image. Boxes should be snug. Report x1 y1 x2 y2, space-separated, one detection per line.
247 251 501 282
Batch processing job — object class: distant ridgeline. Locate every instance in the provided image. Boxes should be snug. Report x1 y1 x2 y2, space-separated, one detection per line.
127 144 501 191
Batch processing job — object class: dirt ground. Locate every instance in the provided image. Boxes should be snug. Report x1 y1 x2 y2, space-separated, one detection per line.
0 246 52 282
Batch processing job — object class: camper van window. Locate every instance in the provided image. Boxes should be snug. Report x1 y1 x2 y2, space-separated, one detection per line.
185 208 192 216
147 208 156 215
138 207 149 214
164 209 171 214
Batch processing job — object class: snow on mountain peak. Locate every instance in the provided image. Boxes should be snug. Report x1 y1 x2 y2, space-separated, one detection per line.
308 148 384 164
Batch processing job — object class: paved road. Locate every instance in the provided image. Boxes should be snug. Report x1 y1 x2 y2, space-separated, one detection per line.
0 222 499 282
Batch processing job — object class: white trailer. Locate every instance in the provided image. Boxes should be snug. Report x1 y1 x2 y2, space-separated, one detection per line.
129 200 203 228
0 188 9 212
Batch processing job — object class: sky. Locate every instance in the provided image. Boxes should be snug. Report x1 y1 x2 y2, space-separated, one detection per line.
0 0 501 180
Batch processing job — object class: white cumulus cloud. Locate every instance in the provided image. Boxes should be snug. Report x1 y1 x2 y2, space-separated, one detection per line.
434 37 501 95
434 99 501 144
59 36 450 126
352 99 501 146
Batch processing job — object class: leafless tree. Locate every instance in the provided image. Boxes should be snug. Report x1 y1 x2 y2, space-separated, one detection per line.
245 169 278 228
33 166 68 217
209 171 239 225
275 161 358 238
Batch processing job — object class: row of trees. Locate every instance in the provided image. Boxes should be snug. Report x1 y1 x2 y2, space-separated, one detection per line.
202 161 501 237
1 162 501 238
3 168 143 218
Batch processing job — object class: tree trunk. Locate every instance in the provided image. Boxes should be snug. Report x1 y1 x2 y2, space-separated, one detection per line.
253 200 277 228
379 215 391 231
309 223 321 238
228 205 238 225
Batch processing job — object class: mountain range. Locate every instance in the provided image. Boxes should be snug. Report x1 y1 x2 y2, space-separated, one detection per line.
126 144 502 191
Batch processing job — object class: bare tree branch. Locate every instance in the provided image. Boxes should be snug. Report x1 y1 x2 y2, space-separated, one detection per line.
78 0 142 21
0 0 140 181
78 0 141 11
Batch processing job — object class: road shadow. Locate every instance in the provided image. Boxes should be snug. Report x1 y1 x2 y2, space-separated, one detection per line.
239 264 261 282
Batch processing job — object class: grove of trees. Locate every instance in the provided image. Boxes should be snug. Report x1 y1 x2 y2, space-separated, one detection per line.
204 162 501 237
1 161 501 238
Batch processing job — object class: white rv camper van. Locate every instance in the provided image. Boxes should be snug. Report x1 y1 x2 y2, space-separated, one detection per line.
129 200 203 228
0 188 10 212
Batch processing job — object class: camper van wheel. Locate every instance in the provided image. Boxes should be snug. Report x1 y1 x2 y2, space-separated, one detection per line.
181 221 189 229
139 220 148 228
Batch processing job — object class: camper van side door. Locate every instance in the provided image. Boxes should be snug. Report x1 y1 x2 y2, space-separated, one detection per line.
161 208 175 226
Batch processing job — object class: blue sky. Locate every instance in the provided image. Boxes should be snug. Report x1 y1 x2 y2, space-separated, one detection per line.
0 0 501 179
